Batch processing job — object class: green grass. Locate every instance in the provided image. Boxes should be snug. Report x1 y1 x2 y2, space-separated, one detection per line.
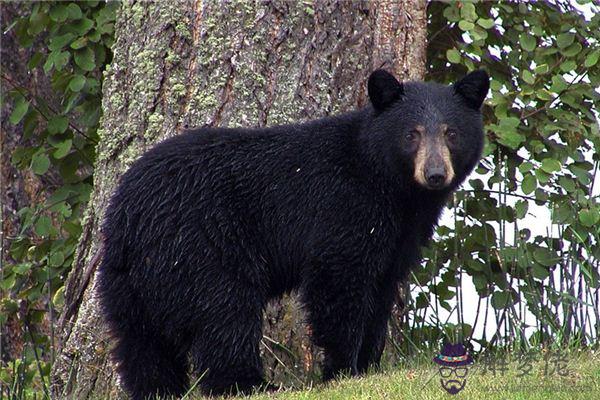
199 351 600 400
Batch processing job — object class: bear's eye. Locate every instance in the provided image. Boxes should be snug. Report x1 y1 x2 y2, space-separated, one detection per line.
446 130 457 140
404 131 418 142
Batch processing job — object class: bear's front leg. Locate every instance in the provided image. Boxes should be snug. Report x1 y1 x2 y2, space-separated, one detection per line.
301 264 371 381
357 279 396 374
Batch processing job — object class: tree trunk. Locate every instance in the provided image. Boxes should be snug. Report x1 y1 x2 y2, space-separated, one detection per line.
52 1 426 397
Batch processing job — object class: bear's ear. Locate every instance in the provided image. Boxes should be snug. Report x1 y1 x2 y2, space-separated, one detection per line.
368 69 404 111
453 70 490 110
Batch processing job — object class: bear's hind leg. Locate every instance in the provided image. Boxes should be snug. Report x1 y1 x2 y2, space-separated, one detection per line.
191 294 266 397
112 326 189 400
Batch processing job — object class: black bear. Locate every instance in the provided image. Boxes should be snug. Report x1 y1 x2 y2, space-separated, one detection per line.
97 69 489 399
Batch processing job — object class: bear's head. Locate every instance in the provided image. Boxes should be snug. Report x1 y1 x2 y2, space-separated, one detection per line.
365 69 489 192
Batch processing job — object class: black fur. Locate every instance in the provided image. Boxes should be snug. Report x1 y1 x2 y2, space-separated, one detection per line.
97 70 489 399
368 69 404 110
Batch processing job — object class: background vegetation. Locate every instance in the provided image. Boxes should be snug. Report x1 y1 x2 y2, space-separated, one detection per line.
1 0 599 398
2 1 118 397
398 0 600 357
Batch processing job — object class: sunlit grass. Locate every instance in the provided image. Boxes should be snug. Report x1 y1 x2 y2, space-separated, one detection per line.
195 351 600 400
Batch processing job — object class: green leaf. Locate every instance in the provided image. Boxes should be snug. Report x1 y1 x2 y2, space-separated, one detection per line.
460 2 477 21
563 42 582 57
53 286 65 307
53 139 72 159
23 110 39 139
477 18 495 29
553 202 572 224
15 18 34 48
0 274 16 291
443 5 460 22
48 251 65 267
45 51 71 73
497 131 525 150
70 37 87 50
493 116 520 145
48 33 75 51
522 174 537 195
550 75 568 93
415 292 428 309
534 64 549 74
28 52 43 69
585 50 600 67
520 34 536 52
74 48 95 71
69 75 86 92
534 188 548 204
500 117 520 129
473 274 488 291
72 183 92 202
560 60 577 72
49 4 68 22
71 18 94 36
532 264 550 280
66 3 82 19
48 116 69 134
88 30 102 43
519 161 534 174
533 248 559 267
535 169 551 184
515 200 529 219
472 26 489 41
558 176 576 192
579 208 600 227
58 154 80 182
458 20 474 31
492 291 510 309
46 186 72 204
13 263 32 275
54 51 70 71
34 216 52 237
556 33 575 49
465 259 483 272
540 158 561 173
434 283 455 301
522 70 535 85
9 96 29 125
446 48 461 64
569 164 591 185
49 201 72 218
11 147 35 169
536 89 553 101
31 151 50 175
28 7 49 36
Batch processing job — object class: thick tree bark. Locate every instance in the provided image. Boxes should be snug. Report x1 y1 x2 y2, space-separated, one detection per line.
52 1 426 398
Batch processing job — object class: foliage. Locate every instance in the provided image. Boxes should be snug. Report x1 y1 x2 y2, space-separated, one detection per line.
400 0 600 353
2 1 118 396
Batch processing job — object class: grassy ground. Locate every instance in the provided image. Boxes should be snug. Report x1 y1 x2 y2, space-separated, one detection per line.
197 351 600 400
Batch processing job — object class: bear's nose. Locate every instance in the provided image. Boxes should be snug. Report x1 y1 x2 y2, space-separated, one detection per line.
426 167 446 189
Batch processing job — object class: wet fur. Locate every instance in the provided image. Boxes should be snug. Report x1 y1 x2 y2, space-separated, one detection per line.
97 71 488 399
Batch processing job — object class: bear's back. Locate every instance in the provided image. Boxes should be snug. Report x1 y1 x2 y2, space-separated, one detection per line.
102 119 377 280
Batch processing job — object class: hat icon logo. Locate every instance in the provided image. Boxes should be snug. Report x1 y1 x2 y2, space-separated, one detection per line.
433 343 473 394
